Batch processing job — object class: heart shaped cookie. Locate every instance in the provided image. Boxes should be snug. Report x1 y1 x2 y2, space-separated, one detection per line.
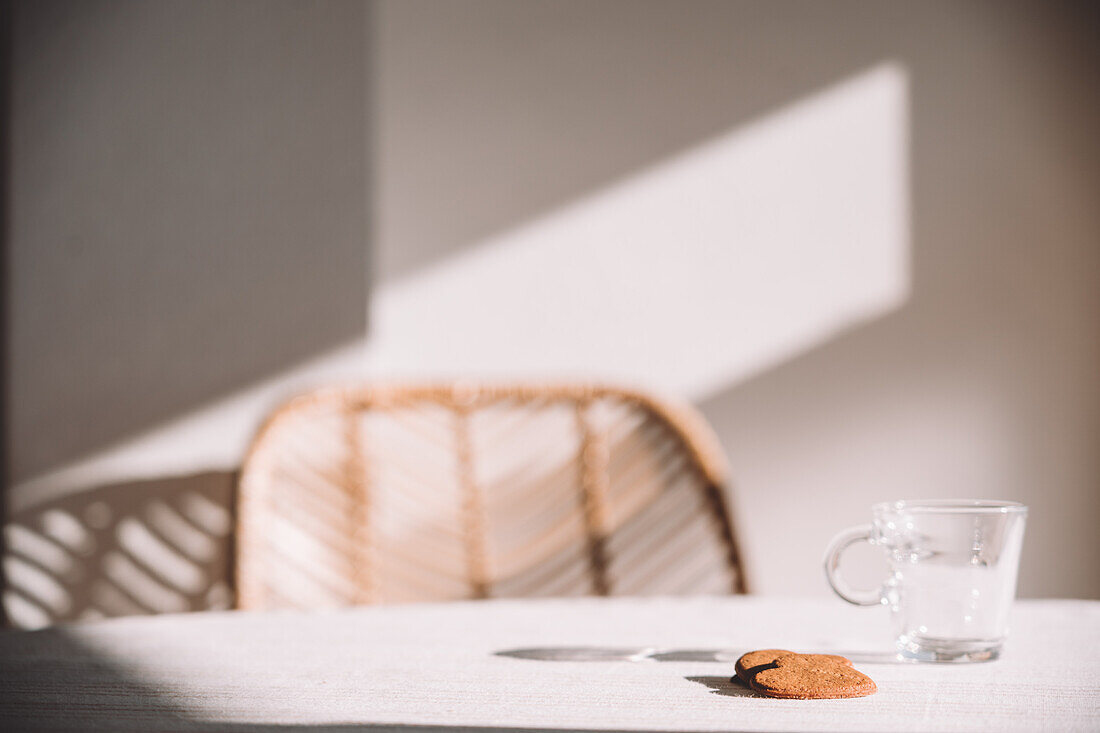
733 649 853 686
750 653 876 699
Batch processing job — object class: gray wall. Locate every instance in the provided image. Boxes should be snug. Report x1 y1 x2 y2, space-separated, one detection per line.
7 0 368 481
376 0 1100 598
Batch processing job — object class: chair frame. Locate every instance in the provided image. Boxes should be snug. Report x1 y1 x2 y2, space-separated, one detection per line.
235 382 749 609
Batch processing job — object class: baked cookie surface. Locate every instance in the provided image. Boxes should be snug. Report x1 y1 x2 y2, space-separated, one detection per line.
733 649 853 685
732 649 875 699
750 654 876 699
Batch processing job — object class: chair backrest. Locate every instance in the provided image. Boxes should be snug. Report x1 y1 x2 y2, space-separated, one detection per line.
235 383 747 610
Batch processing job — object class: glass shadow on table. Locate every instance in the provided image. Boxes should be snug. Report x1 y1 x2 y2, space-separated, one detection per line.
494 647 903 664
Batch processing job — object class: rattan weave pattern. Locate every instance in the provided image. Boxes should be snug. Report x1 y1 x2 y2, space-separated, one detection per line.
235 383 746 610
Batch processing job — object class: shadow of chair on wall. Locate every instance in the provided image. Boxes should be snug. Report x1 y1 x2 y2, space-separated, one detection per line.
2 471 237 628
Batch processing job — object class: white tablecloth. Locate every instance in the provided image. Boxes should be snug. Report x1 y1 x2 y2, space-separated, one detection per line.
1 596 1098 731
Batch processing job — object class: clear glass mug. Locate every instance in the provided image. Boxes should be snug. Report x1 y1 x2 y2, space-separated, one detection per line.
824 500 1027 662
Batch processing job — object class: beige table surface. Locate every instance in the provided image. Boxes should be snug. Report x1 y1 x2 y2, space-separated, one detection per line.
1 596 1097 732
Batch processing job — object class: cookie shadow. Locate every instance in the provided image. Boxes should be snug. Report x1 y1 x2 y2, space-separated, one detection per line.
686 675 758 698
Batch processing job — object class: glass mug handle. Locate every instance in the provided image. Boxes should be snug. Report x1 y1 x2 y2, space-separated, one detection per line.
823 524 885 606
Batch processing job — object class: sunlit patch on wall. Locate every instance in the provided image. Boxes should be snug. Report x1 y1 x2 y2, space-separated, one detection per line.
365 62 909 400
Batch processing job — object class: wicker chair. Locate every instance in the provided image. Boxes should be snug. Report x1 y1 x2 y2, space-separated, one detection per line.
235 383 747 610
